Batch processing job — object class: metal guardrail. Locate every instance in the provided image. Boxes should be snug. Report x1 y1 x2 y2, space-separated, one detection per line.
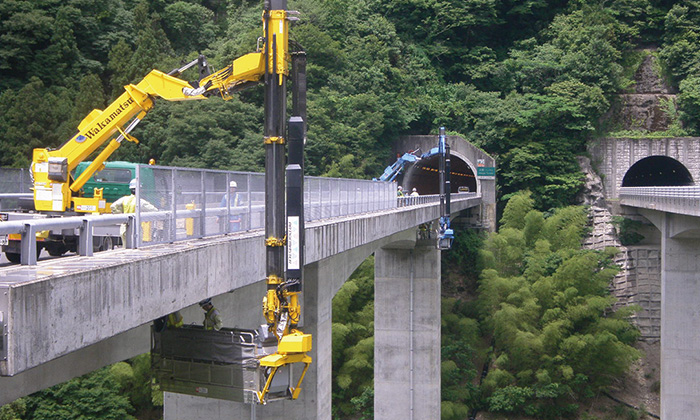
0 214 133 265
0 193 32 212
619 186 700 197
0 164 477 265
619 186 700 216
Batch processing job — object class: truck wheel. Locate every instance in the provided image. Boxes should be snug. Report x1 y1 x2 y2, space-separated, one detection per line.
5 252 20 264
94 236 114 252
47 246 66 257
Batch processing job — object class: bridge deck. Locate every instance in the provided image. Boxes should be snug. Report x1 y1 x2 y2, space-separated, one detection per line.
0 196 482 379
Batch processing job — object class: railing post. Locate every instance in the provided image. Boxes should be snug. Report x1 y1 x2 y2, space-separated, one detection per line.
225 172 231 234
247 173 252 230
125 215 137 249
200 171 206 238
135 165 141 248
333 179 339 217
20 224 37 265
79 219 94 257
171 169 177 242
318 178 323 219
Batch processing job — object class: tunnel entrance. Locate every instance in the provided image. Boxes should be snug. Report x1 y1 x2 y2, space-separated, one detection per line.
400 154 476 195
622 156 694 187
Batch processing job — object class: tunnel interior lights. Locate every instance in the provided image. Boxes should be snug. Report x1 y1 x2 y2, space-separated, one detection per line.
417 166 475 178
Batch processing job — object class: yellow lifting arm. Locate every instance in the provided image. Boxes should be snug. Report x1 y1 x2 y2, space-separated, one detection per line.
32 6 292 214
32 70 208 212
184 9 289 99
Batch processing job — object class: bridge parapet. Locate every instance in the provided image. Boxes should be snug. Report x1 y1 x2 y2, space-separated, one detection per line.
0 166 401 265
620 186 700 217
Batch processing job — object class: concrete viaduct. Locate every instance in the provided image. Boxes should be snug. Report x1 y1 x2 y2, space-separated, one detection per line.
590 136 700 420
0 136 495 419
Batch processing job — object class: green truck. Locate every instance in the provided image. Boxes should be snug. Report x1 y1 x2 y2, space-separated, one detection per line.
74 161 159 204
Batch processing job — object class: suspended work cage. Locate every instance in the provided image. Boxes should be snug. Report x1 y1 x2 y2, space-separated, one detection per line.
151 325 302 404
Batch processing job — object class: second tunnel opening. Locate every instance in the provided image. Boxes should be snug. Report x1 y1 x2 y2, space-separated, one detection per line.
622 156 694 187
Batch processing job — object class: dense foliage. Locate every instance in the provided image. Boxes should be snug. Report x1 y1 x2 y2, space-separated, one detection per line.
0 0 693 210
0 355 158 420
331 258 375 419
478 192 640 418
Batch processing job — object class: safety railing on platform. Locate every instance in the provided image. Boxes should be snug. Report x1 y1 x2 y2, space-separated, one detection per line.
0 165 479 265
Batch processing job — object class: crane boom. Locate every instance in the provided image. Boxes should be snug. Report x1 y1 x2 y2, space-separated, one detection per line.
28 0 311 405
31 7 287 214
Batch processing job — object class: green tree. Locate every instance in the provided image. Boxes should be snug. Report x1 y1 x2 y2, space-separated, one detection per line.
478 194 640 419
0 399 26 420
126 1 173 83
162 2 218 54
0 1 56 89
71 74 107 129
441 298 481 418
678 75 700 132
332 257 375 418
0 78 73 167
109 354 158 416
500 191 534 230
23 368 134 420
107 39 134 98
659 2 700 84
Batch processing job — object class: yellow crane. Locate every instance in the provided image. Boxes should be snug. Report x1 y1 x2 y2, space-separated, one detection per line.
30 0 310 404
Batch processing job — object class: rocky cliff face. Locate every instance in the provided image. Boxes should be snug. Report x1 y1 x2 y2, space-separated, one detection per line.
602 52 677 133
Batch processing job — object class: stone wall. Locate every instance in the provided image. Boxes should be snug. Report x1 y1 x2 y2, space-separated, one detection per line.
615 247 662 339
582 204 661 340
588 51 700 199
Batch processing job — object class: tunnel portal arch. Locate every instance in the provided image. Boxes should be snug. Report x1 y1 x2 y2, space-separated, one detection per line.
622 155 694 187
400 153 477 195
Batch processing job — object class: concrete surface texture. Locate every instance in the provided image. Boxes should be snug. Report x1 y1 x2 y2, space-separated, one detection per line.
660 226 700 420
0 195 479 378
621 208 700 420
397 134 497 231
1 196 473 409
374 244 441 420
588 137 700 199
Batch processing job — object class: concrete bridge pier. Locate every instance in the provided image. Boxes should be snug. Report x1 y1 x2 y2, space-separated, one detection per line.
374 242 441 420
659 218 700 420
638 209 700 420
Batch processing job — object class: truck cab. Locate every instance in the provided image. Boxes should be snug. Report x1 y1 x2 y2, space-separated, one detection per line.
74 161 158 206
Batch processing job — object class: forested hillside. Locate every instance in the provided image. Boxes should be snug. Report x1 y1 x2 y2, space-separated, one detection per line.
3 0 699 210
2 0 700 419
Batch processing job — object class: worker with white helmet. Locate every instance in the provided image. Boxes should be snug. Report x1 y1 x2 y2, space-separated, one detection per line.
219 180 243 231
199 298 223 331
110 178 158 245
